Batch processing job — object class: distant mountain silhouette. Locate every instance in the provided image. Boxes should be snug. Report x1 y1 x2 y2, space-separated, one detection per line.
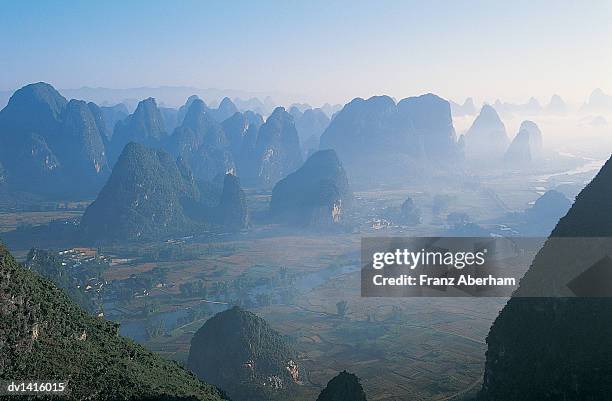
480 155 612 400
546 94 567 114
221 110 264 174
209 97 239 122
166 99 235 181
504 120 543 163
293 108 331 155
0 82 109 196
188 306 299 401
492 97 544 116
99 103 129 140
160 106 180 132
319 94 461 181
234 97 275 116
253 107 302 186
464 104 509 161
581 88 612 113
450 97 477 116
177 95 205 125
110 97 168 162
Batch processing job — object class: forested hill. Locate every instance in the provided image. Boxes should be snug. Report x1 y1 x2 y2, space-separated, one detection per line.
0 244 227 401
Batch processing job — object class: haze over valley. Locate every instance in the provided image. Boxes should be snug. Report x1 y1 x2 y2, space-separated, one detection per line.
2 2 612 401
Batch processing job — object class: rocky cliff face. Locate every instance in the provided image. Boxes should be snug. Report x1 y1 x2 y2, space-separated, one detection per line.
504 120 544 163
221 110 264 174
479 156 612 401
110 97 168 161
270 149 351 226
0 83 109 196
464 104 509 161
187 306 299 401
79 142 202 242
254 107 303 186
0 244 227 401
166 99 235 181
57 99 110 190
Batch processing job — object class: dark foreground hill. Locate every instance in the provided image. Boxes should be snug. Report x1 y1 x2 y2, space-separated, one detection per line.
0 244 227 401
187 306 299 401
316 371 367 401
479 155 612 400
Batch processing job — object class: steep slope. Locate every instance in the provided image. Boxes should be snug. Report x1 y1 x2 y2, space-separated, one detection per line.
209 97 239 122
254 107 302 186
211 174 249 231
111 97 167 162
546 94 567 114
293 108 330 155
504 120 543 163
100 103 129 141
166 99 235 181
177 95 206 125
0 244 227 401
480 155 612 400
187 306 299 401
464 104 509 161
221 110 264 174
270 149 351 226
0 82 67 136
396 93 459 160
450 98 477 117
79 142 201 242
57 99 110 191
160 106 180 133
0 83 109 196
319 94 461 182
316 371 368 401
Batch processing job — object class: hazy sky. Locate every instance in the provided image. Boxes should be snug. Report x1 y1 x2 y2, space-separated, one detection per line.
1 0 611 105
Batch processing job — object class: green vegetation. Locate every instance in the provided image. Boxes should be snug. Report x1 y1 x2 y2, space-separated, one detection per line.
316 371 367 401
0 244 227 401
24 248 98 313
187 306 299 401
